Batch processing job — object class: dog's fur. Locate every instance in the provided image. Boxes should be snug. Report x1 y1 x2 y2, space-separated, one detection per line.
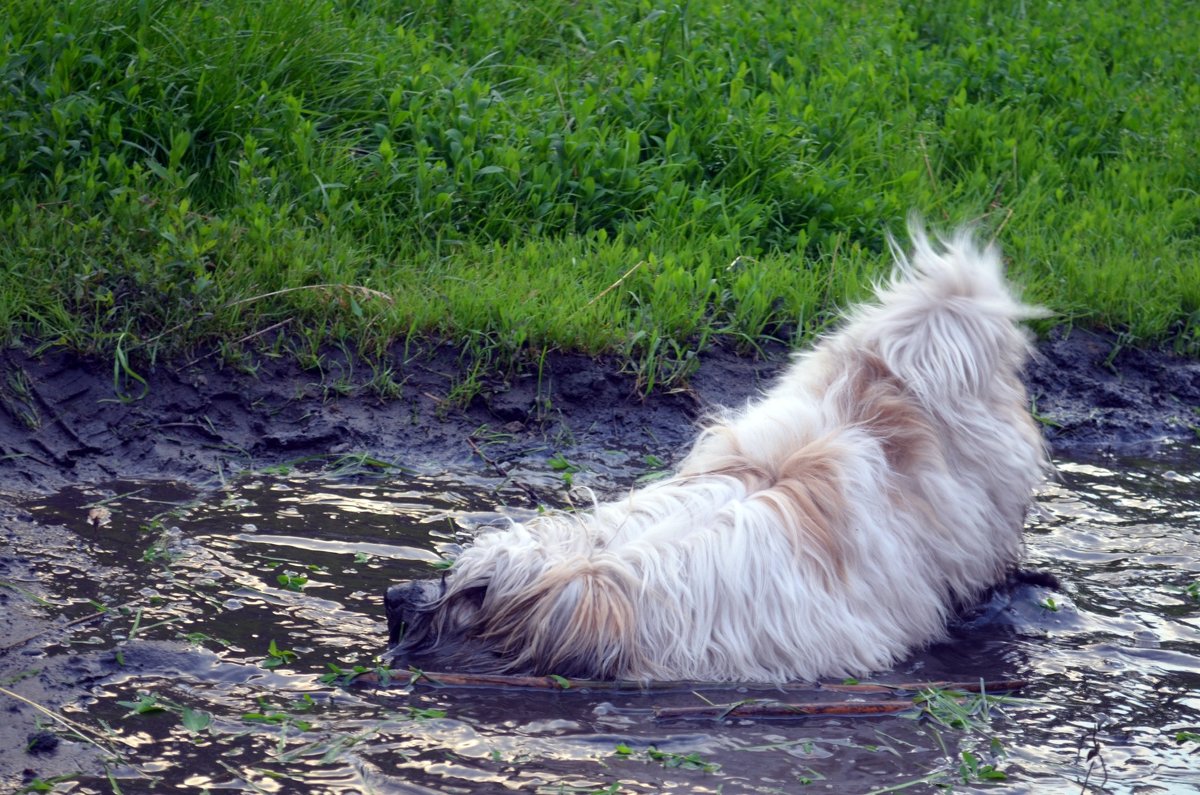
386 222 1048 682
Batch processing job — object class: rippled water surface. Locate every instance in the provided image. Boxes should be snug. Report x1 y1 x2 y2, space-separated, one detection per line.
13 451 1200 793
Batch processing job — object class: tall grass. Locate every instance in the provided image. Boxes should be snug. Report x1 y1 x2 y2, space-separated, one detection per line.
2 0 1197 385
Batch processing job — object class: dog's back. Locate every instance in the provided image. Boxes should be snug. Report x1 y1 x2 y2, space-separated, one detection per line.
660 222 1049 679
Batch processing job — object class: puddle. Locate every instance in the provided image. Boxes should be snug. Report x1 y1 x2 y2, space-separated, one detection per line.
6 453 1200 793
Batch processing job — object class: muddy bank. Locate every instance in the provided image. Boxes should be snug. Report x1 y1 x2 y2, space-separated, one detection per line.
2 329 1198 497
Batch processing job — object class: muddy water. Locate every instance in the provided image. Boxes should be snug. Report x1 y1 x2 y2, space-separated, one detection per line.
9 452 1200 794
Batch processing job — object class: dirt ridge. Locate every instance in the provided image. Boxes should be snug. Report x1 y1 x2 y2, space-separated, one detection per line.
2 328 1199 497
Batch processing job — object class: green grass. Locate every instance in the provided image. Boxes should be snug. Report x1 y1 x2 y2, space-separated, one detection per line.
2 0 1198 388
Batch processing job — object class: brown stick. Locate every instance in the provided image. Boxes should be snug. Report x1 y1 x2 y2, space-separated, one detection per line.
349 669 1026 694
352 670 621 690
654 699 917 720
824 679 1027 695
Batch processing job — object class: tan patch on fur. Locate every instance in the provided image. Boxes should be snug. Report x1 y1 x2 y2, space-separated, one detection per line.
754 438 852 582
672 354 944 583
687 426 853 584
669 402 859 580
841 352 941 476
483 559 640 678
684 353 945 583
841 351 959 547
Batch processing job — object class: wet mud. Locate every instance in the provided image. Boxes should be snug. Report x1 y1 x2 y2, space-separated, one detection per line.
1 330 1199 791
2 341 743 497
3 329 1198 496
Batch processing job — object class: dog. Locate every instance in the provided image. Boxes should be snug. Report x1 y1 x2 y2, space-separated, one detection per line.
385 221 1048 682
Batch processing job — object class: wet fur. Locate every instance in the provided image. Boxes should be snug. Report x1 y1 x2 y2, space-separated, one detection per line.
387 222 1048 682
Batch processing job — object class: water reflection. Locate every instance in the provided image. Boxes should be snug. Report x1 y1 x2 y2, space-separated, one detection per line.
15 451 1200 793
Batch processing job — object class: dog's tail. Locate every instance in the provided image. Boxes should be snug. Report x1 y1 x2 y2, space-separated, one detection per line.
856 217 1045 402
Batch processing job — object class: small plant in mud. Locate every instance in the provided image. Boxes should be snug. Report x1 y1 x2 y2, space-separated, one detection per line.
443 355 488 410
366 364 405 399
1029 395 1063 429
2 368 40 430
613 743 721 773
140 521 182 564
634 454 671 484
327 452 398 476
1038 596 1060 612
548 453 581 486
1186 581 1199 602
261 640 299 669
892 687 1021 789
916 687 1019 732
242 709 314 732
118 693 168 716
179 707 214 734
793 766 826 786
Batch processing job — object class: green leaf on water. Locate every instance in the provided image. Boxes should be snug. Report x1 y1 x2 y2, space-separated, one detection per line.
117 694 166 716
277 572 308 591
181 707 213 733
262 639 299 669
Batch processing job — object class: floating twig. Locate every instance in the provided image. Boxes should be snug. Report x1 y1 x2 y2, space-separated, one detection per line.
349 669 1026 695
826 679 1027 695
653 699 917 720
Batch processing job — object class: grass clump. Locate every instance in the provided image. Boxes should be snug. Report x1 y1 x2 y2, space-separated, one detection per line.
1 0 1197 386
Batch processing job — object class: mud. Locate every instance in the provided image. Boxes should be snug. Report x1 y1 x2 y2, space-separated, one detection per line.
3 329 1198 497
1 330 1199 791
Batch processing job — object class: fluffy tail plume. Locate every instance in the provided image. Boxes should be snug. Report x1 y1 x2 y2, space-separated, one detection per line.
860 219 1044 402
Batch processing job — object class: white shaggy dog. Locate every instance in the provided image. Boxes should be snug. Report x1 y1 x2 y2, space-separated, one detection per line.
386 222 1048 682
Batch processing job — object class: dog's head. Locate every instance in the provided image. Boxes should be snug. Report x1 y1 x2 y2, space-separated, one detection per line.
384 550 644 679
383 576 505 672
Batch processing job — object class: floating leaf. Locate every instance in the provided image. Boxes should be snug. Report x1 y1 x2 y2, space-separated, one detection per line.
181 707 213 733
